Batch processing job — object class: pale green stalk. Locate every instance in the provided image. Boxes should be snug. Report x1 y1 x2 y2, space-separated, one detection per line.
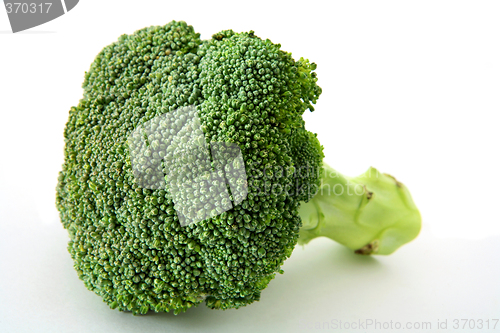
299 164 421 255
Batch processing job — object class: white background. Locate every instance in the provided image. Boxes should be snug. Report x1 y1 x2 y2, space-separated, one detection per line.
1 1 499 332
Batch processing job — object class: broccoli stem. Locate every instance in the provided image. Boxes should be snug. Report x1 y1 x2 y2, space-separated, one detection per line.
298 163 421 255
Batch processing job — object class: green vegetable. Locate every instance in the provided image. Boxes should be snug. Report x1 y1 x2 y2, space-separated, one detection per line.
56 21 420 315
298 164 421 255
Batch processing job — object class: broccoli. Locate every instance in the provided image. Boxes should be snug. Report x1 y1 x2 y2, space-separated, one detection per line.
298 164 421 255
56 21 421 315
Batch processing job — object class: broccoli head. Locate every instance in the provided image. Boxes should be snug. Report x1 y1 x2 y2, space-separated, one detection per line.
56 21 420 315
56 21 324 314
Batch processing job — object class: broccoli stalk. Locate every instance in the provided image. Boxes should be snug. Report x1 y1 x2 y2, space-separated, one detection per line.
298 163 421 255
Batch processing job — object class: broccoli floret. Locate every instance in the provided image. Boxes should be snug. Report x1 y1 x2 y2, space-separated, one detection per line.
56 21 420 315
56 21 323 314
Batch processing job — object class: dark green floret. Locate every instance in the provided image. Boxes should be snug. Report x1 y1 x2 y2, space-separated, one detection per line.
56 21 323 314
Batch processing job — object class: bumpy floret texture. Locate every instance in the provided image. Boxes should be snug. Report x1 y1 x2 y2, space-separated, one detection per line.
56 21 322 314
